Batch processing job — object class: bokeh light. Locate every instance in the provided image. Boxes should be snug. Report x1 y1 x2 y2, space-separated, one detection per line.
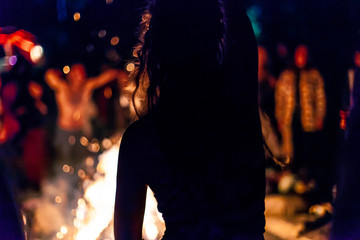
125 62 135 72
8 56 17 66
73 12 81 21
110 36 119 46
63 65 70 74
80 136 89 147
55 196 63 204
30 45 44 63
104 87 112 99
98 30 107 38
60 226 68 234
63 164 70 173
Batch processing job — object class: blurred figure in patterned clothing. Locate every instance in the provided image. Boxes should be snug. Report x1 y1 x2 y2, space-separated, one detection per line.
275 45 328 204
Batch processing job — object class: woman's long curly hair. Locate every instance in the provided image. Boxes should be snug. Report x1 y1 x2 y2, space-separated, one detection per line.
131 0 285 168
132 0 225 117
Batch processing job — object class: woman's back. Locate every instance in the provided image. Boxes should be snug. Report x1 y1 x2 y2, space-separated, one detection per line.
120 109 264 239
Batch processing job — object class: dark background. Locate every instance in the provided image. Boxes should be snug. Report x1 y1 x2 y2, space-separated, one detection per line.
1 0 360 170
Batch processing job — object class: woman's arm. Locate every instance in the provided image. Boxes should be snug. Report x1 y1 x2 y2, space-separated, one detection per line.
114 128 147 240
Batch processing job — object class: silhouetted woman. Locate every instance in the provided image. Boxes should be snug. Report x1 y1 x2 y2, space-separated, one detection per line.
114 0 265 239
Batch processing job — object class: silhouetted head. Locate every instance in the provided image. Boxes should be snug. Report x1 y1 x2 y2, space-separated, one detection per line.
133 0 225 116
67 63 87 89
354 51 360 68
294 45 309 69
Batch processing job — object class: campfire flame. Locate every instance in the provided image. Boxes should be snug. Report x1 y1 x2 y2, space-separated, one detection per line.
74 138 166 240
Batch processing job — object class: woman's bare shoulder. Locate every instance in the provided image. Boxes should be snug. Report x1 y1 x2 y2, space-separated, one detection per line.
119 115 161 168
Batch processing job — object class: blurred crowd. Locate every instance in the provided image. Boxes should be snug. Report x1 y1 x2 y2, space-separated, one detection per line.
0 27 138 239
0 26 360 239
258 42 360 237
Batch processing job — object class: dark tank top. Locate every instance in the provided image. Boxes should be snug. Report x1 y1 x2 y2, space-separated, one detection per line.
126 108 265 240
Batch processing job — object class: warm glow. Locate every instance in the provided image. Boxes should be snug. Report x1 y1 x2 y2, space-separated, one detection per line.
104 87 113 99
309 204 326 216
20 39 35 52
111 36 119 46
30 45 44 63
73 142 166 240
63 65 70 74
144 223 159 240
55 196 63 204
56 232 64 239
73 111 81 121
73 12 81 21
354 51 360 68
101 138 112 149
143 188 166 239
85 157 95 167
78 198 86 206
88 142 100 153
125 62 135 72
119 95 130 107
78 169 86 178
294 45 308 69
80 136 89 146
75 145 119 240
63 164 70 173
106 0 113 4
60 226 68 234
28 81 43 98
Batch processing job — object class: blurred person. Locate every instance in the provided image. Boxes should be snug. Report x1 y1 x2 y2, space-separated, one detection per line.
0 82 20 144
114 0 265 239
21 81 49 190
0 81 26 240
331 49 360 240
45 63 122 161
275 45 328 204
275 45 326 164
